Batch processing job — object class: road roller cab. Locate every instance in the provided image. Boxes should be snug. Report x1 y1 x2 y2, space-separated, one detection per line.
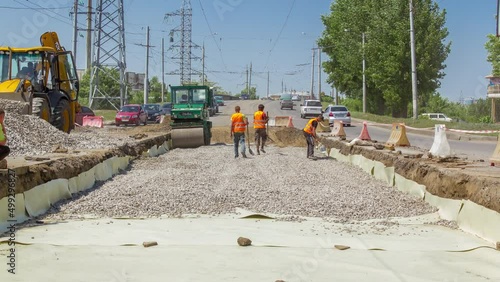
170 85 213 148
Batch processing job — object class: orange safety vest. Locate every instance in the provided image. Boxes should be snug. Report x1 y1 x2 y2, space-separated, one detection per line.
231 112 246 133
253 111 267 129
303 118 319 134
0 123 5 143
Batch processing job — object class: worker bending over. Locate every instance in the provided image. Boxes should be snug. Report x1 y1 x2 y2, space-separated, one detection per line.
303 115 324 160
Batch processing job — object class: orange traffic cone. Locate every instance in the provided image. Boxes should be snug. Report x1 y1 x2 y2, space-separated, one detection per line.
358 121 372 141
287 116 294 128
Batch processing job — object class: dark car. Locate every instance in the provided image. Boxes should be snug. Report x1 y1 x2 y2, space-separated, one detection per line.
280 100 294 110
75 106 95 126
215 96 224 106
160 103 172 115
143 104 161 122
115 104 147 126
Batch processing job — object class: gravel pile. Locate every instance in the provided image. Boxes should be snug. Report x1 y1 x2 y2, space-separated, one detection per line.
1 98 144 156
4 113 75 156
45 146 437 221
0 99 29 115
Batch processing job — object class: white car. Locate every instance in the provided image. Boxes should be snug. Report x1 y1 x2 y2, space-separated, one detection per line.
300 100 323 119
421 113 453 122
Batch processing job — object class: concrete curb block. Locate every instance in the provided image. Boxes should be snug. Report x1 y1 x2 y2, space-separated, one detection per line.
329 146 500 244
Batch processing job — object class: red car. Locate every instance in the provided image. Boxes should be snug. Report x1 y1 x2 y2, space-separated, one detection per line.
115 104 147 126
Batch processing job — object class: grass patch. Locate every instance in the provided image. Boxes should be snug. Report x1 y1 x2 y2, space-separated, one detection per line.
351 111 500 131
319 102 500 131
94 110 117 121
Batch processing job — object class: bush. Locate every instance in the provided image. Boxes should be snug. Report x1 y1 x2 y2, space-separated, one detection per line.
342 98 362 112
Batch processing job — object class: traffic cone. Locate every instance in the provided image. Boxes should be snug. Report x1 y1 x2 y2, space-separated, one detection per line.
358 121 372 141
287 116 294 128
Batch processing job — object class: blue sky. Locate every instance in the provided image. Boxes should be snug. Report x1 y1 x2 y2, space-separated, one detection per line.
0 0 497 102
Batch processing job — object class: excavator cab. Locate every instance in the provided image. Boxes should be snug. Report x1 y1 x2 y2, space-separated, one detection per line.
0 31 80 133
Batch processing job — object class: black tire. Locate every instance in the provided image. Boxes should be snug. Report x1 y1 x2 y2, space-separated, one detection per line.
32 97 51 122
115 123 120 127
52 99 71 133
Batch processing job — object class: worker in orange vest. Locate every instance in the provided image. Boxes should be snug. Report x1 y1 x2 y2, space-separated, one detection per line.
230 105 249 158
253 104 269 155
303 115 324 160
0 109 10 163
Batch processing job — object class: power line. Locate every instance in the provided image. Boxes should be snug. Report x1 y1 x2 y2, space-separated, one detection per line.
13 0 74 27
0 5 72 10
264 0 296 70
197 0 228 72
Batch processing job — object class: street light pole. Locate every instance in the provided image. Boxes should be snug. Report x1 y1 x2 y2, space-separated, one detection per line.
318 47 321 98
410 0 418 119
310 48 315 99
362 32 366 113
202 42 205 85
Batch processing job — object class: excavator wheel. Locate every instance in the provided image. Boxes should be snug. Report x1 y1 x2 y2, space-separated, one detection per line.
52 99 72 133
32 97 51 122
171 127 205 149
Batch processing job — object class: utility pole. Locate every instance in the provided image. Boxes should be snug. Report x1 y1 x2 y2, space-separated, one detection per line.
362 32 367 113
72 0 78 60
144 26 150 105
318 47 322 99
202 43 205 85
161 37 165 103
249 62 252 98
310 48 316 99
246 65 249 96
409 0 418 119
86 0 92 70
267 71 270 98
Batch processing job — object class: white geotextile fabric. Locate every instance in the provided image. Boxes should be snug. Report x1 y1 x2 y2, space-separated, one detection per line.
1 214 499 282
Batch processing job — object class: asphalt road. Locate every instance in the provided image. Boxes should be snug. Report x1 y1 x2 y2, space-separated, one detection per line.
211 100 497 161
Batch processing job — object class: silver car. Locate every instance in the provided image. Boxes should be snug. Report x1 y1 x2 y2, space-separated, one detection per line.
323 105 351 126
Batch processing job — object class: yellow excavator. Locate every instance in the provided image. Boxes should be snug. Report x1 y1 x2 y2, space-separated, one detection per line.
0 31 80 133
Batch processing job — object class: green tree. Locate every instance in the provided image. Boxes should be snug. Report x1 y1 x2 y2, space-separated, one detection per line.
240 86 257 99
78 67 129 109
319 0 450 117
485 34 500 76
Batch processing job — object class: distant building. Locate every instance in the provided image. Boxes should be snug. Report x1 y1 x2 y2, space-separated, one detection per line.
463 97 475 105
76 69 86 80
126 72 145 91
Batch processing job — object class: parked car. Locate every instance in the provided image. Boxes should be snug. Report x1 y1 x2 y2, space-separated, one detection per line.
421 113 453 122
323 105 351 126
160 103 172 115
300 100 323 118
143 104 161 122
115 104 147 126
215 96 225 106
75 106 95 126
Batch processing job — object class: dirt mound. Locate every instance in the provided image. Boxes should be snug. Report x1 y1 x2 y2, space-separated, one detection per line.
210 126 306 147
268 127 306 147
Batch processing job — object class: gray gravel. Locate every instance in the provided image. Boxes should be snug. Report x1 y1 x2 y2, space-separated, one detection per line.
1 99 136 156
45 146 437 221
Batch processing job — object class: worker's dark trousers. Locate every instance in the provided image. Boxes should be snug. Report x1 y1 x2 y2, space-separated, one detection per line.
0 145 10 161
303 131 315 158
